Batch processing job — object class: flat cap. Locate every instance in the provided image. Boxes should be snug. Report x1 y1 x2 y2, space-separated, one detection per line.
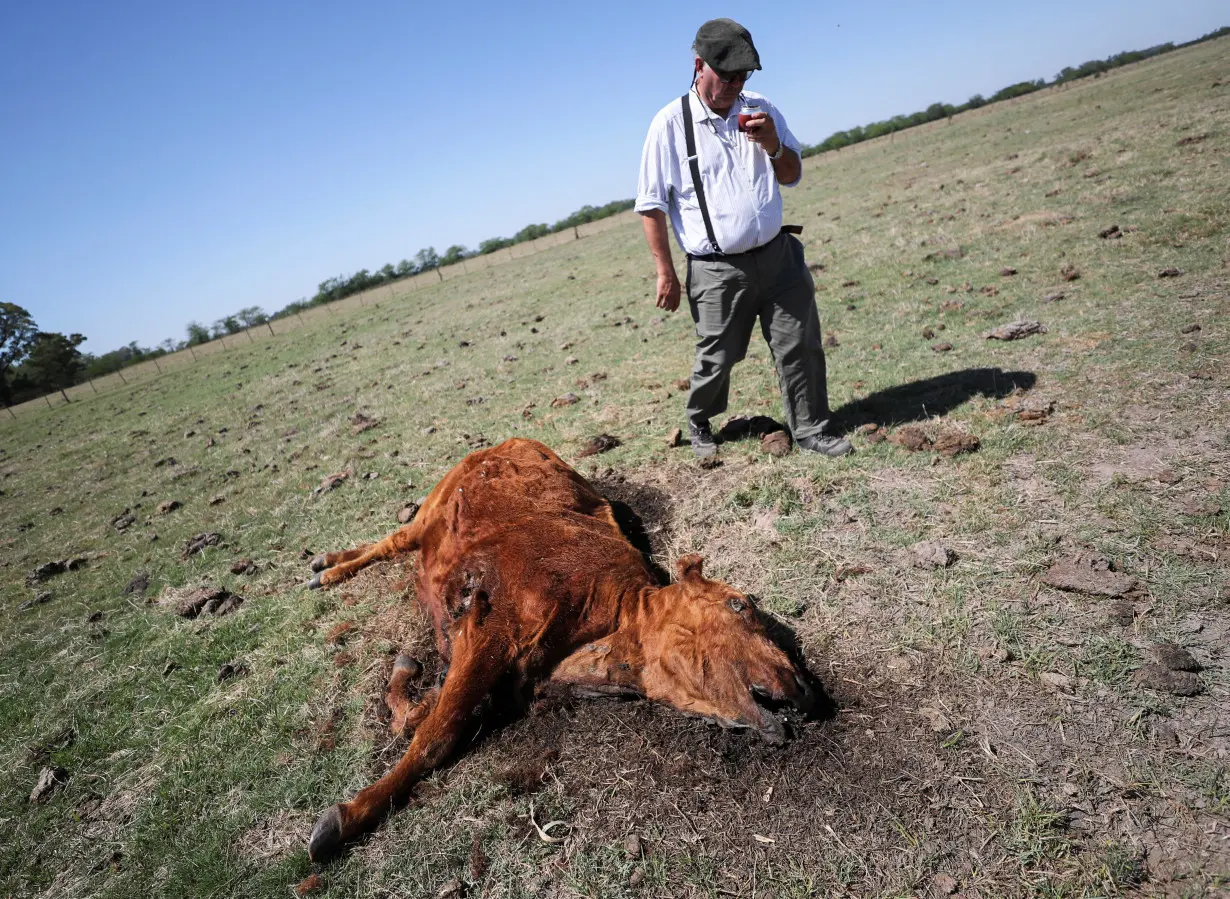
693 18 761 72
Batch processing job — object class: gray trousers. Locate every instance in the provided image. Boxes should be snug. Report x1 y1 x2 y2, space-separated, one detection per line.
685 232 832 440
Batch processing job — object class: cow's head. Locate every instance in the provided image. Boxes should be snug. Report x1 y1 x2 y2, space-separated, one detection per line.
639 554 819 743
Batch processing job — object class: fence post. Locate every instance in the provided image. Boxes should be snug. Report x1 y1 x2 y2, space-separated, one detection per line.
116 369 127 385
266 321 275 337
245 329 254 343
187 345 197 361
44 394 53 408
88 379 98 394
153 358 162 374
59 388 71 403
7 405 16 419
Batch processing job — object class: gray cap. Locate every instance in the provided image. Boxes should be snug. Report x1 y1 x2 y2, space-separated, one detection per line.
693 18 761 72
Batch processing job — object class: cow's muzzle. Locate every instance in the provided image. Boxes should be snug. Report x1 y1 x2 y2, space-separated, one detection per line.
744 674 808 742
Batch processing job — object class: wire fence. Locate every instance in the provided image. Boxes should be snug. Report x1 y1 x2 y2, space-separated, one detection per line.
2 210 638 422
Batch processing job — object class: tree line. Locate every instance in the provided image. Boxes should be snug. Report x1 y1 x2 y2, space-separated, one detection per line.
0 302 194 406
273 199 636 315
800 25 1229 157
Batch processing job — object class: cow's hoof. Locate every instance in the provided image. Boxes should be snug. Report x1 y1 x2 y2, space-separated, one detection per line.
307 573 323 590
308 805 345 863
309 554 330 573
393 654 423 677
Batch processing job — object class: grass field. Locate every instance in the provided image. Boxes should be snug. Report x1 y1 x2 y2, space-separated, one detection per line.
2 37 1228 899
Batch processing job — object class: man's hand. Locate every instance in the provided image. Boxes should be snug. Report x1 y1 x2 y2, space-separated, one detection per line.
743 112 780 156
656 269 681 312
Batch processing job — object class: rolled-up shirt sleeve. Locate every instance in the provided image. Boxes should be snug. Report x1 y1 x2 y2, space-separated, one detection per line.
635 113 673 214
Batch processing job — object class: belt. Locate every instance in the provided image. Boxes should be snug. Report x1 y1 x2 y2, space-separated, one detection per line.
687 225 802 263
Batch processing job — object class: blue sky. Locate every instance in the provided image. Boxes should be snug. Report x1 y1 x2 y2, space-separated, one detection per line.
1 1 1225 353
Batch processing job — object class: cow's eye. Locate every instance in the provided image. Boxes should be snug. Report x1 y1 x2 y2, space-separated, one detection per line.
727 597 747 613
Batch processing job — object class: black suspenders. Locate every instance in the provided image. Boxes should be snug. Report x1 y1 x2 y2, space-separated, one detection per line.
680 93 721 256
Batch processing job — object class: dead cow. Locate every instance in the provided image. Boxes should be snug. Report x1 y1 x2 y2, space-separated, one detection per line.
305 437 821 861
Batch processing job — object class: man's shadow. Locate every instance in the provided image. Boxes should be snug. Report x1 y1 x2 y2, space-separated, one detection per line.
831 367 1036 434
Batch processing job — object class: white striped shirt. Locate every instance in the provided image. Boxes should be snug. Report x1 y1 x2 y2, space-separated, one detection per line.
635 89 802 257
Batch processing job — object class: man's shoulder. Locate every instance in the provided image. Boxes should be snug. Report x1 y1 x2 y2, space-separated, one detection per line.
648 96 689 131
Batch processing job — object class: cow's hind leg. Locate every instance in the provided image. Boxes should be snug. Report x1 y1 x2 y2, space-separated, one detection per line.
308 628 513 861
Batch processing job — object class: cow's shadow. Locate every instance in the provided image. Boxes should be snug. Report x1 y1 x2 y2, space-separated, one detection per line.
757 612 838 721
593 475 675 587
832 367 1036 434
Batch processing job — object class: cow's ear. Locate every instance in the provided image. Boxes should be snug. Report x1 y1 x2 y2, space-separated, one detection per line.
675 553 705 582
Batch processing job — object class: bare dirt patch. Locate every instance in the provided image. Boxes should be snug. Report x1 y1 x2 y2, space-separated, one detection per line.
1085 442 1177 485
237 809 316 862
1041 551 1138 597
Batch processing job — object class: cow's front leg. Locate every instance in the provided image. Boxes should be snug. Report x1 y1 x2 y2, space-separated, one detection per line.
308 543 374 573
306 517 425 589
308 628 513 861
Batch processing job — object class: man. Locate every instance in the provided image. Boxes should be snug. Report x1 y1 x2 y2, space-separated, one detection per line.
635 18 852 458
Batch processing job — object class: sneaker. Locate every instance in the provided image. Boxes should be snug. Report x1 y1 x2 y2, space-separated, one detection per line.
796 433 854 457
689 420 718 458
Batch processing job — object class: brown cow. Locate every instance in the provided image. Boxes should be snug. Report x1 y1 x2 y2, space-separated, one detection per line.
305 438 820 861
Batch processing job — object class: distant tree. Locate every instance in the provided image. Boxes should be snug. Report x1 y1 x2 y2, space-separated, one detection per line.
22 331 86 399
236 306 267 328
347 269 374 293
0 302 38 406
158 338 178 353
477 237 513 255
440 244 469 266
377 263 396 282
212 316 242 338
82 341 147 380
186 321 211 345
551 205 597 231
513 223 550 243
413 247 440 271
990 80 1043 102
966 94 986 109
395 259 414 277
865 120 894 139
314 276 346 304
273 298 311 319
